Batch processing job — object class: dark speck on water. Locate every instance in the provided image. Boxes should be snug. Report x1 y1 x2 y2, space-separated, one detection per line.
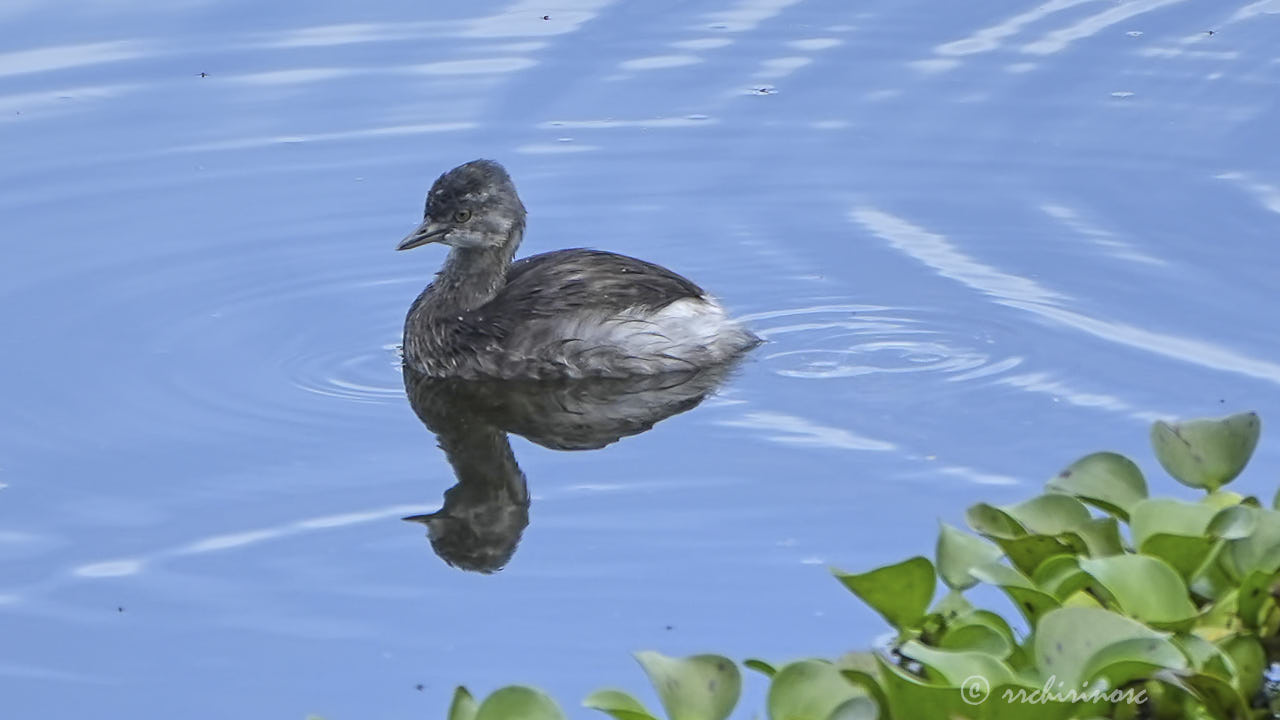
5 1 1280 717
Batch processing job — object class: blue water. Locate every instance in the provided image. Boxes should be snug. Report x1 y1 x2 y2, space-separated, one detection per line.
3 0 1280 717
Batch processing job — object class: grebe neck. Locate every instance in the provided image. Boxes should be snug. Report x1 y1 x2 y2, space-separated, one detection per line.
422 224 523 316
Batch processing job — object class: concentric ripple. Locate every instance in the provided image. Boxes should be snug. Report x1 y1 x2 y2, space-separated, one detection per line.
284 341 405 403
744 303 1024 383
148 245 417 431
2 225 421 448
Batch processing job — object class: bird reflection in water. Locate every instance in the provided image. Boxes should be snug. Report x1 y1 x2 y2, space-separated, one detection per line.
401 362 743 572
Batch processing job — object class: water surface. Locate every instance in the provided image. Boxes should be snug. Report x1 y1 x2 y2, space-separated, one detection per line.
3 0 1280 717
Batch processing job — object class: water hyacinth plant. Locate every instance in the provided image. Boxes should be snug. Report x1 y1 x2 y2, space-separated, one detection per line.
448 412 1280 719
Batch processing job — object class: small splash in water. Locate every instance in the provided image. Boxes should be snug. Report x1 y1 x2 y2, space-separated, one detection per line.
747 304 1022 382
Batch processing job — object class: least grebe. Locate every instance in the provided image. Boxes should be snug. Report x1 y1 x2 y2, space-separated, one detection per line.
398 159 760 379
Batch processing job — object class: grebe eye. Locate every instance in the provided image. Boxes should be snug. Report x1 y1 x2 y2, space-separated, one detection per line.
454 209 472 223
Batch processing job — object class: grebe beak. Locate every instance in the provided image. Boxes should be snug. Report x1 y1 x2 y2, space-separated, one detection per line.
397 219 450 251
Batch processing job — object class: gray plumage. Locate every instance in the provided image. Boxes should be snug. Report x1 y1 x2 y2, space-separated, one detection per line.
399 159 759 379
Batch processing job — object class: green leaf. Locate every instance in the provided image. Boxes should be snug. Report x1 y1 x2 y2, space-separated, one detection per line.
1139 533 1217 582
967 496 1094 575
1060 588 1103 609
1129 498 1216 548
936 523 1003 590
833 556 935 630
1207 505 1256 539
1150 412 1261 491
938 607 1019 659
1177 670 1253 719
1203 489 1248 510
1077 555 1198 628
1031 555 1092 601
583 690 658 720
826 696 879 720
1002 494 1093 535
1034 607 1185 689
1172 633 1231 677
898 640 1016 686
992 534 1075 577
1235 570 1278 630
937 622 1012 657
1127 499 1228 581
1045 452 1147 519
928 588 973 620
1062 516 1124 557
1146 671 1232 720
836 665 889 718
1079 637 1189 691
1197 587 1238 631
743 659 777 678
871 654 966 719
1218 634 1265 699
1224 508 1280 577
1190 547 1238 602
633 652 740 720
965 610 1016 645
970 562 1062 625
449 686 478 720
475 686 567 720
766 660 866 720
966 503 1026 539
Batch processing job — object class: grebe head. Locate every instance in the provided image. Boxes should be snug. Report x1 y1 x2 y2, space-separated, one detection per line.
397 159 526 252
